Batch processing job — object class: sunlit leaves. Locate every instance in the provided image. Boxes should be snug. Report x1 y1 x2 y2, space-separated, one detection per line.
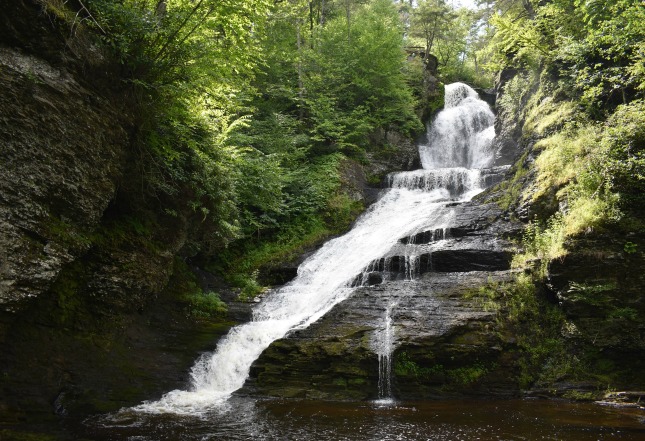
481 0 645 109
409 0 454 54
304 0 420 149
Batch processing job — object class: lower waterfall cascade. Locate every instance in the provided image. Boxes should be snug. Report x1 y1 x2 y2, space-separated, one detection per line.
135 82 500 414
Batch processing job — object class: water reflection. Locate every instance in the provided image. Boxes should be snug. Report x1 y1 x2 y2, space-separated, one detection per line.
83 398 645 441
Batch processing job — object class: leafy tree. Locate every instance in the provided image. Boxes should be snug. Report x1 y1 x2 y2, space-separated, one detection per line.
304 0 421 151
74 0 423 288
480 0 645 111
409 0 454 64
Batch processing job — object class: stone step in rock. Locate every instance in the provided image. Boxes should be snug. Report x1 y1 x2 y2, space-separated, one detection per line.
351 248 512 286
480 165 511 188
399 226 485 244
399 227 455 245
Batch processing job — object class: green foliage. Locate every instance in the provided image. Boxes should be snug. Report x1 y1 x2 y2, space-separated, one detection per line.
623 242 638 254
409 0 455 54
87 0 270 93
425 82 446 116
566 282 617 307
511 100 644 272
447 363 490 386
523 98 577 139
169 258 228 318
49 262 86 327
561 390 597 401
512 113 631 271
481 0 644 111
607 307 638 322
493 150 529 212
487 10 549 70
407 1 492 86
600 100 645 217
395 351 490 388
303 0 422 149
558 1 645 111
394 351 443 378
215 192 361 299
227 272 265 301
496 70 538 124
76 0 276 254
184 291 227 319
62 0 421 301
45 215 92 254
463 282 501 312
512 215 565 275
469 274 573 389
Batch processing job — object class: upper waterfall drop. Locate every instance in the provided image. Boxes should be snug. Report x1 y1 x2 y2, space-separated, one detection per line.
420 82 496 170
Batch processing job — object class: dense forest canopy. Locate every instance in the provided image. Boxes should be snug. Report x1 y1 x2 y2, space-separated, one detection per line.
63 0 464 296
59 0 643 296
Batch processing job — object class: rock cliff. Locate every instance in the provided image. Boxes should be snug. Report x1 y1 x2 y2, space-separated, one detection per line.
0 21 129 310
0 1 242 433
1 2 643 438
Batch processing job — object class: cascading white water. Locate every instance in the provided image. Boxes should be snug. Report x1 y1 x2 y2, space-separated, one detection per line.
420 82 495 170
135 82 496 414
370 82 497 401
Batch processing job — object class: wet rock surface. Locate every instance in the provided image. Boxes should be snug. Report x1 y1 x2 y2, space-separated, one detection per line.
0 45 129 309
244 199 523 400
0 2 241 434
545 234 645 386
244 271 518 400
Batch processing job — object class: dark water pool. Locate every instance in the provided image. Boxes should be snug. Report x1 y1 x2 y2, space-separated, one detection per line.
80 398 645 441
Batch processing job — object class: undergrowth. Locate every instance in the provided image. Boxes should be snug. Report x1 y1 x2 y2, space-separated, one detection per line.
464 274 575 390
168 258 227 319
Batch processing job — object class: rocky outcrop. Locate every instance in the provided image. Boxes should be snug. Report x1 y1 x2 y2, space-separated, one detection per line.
244 199 524 399
364 129 421 189
545 234 645 388
0 45 129 310
0 1 240 433
491 68 534 166
245 270 518 400
485 67 645 394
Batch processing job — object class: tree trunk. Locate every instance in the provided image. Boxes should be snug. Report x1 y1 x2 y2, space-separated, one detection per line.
296 19 305 120
346 0 351 44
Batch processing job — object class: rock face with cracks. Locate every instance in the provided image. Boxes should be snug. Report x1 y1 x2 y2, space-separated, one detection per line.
0 45 129 309
0 1 242 431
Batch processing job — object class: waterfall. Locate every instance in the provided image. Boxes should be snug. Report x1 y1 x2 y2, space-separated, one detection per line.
368 82 496 401
135 82 496 414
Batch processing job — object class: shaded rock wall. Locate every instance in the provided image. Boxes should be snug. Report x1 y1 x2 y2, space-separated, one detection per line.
0 44 129 309
485 68 645 394
245 271 520 400
544 234 645 389
0 1 242 434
